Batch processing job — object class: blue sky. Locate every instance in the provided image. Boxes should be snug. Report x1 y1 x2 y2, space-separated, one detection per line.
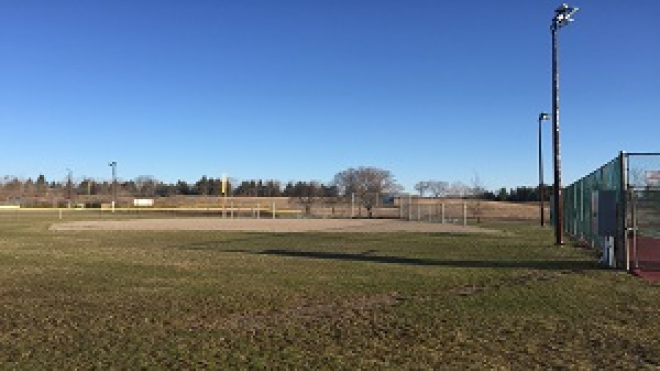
1 1 658 192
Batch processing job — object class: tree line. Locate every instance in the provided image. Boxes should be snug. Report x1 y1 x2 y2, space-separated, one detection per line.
0 175 337 198
0 167 395 200
2 170 551 203
413 180 552 202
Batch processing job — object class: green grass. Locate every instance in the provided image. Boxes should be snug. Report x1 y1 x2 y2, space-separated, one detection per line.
1 212 660 369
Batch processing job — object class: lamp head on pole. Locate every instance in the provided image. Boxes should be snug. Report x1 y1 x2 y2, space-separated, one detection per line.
553 3 579 30
539 112 550 121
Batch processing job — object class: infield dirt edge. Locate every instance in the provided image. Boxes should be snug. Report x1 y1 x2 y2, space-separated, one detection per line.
49 218 498 234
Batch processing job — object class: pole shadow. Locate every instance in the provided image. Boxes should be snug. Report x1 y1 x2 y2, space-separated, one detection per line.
255 249 600 272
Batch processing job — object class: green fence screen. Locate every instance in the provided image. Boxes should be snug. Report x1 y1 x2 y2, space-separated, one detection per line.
561 153 626 266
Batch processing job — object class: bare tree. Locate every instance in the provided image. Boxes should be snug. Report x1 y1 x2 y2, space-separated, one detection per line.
2 176 24 199
333 166 401 218
449 181 469 198
289 181 323 215
426 180 449 197
135 175 158 197
414 181 430 197
469 174 487 223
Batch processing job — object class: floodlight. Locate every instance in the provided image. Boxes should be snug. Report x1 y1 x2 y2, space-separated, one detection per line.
553 3 579 29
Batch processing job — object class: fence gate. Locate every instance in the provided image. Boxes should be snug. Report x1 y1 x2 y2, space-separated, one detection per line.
630 187 660 271
627 153 660 272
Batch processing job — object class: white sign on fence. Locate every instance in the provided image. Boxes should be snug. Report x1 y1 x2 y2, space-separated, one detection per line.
646 171 660 186
133 199 154 207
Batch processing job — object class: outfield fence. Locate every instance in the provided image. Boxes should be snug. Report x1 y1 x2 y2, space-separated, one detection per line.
0 196 402 220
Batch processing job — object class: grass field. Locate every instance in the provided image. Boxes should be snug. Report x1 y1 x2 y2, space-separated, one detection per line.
1 212 660 369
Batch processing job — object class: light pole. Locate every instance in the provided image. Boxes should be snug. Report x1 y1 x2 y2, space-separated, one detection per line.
551 3 578 245
538 112 550 226
66 168 73 208
109 161 117 212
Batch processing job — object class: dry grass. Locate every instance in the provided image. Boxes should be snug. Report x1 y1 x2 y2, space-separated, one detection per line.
2 213 658 369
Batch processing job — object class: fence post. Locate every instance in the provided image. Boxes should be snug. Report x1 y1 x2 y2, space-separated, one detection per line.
441 203 445 223
619 151 628 271
272 202 276 219
351 193 355 218
463 203 467 226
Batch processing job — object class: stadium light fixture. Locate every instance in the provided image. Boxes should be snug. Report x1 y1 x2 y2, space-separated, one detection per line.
553 3 579 30
550 3 578 245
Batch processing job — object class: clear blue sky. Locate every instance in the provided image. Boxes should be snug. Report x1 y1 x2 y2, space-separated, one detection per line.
1 1 658 192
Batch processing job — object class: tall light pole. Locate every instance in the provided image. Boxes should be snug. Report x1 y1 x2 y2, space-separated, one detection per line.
538 112 550 226
109 161 117 211
551 3 578 245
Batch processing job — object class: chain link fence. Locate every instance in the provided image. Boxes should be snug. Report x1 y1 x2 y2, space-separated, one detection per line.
627 153 660 272
562 152 660 272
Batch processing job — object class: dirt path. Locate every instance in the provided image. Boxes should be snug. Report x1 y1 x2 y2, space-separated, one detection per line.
49 218 497 233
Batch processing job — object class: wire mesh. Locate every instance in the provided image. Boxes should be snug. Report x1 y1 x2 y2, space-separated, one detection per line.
627 153 660 271
562 154 624 249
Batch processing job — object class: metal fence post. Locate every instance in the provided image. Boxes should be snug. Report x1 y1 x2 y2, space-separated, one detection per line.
619 151 628 271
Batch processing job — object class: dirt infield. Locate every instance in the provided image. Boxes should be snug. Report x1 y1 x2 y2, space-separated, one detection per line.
49 218 498 233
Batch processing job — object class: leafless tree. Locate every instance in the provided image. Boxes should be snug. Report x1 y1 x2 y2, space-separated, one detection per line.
1 176 23 199
290 181 323 215
414 181 430 197
333 166 401 218
469 174 487 223
426 180 449 197
135 175 158 197
449 181 469 197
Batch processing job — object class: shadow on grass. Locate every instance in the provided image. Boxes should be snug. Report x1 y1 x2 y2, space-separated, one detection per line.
182 233 404 250
254 249 601 272
175 232 600 272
